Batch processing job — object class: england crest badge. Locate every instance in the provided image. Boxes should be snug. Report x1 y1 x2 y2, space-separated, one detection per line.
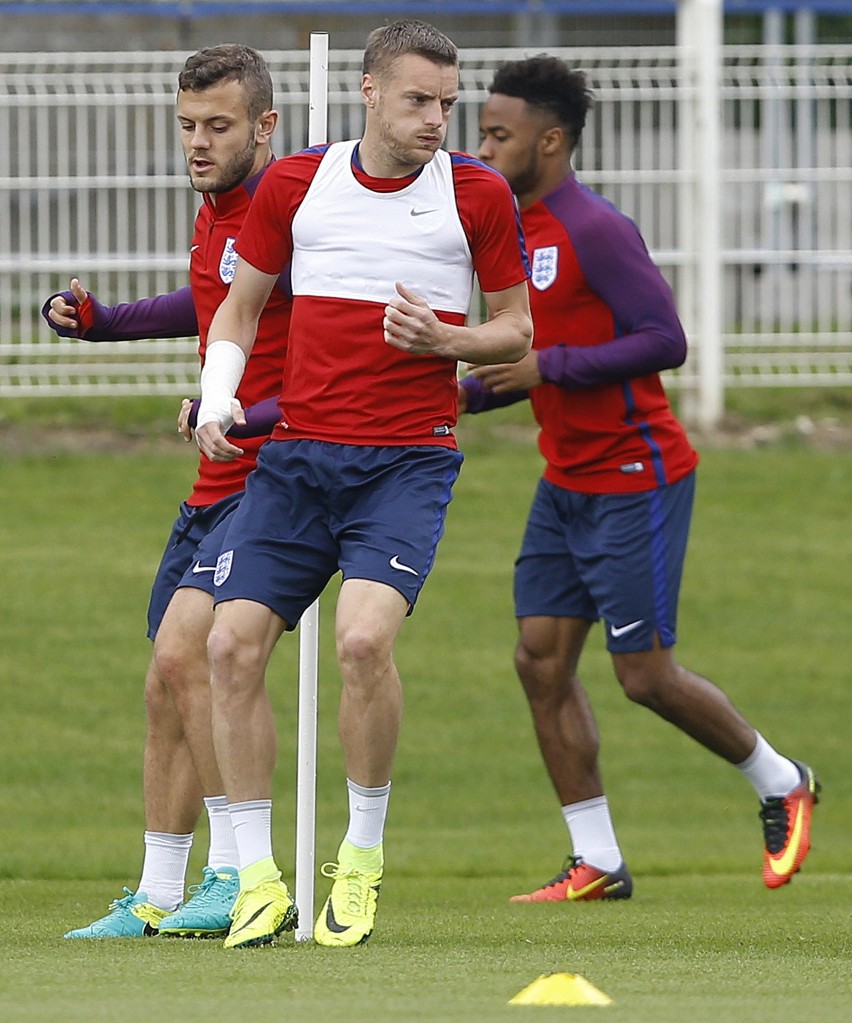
214 550 233 587
531 245 558 291
219 237 238 284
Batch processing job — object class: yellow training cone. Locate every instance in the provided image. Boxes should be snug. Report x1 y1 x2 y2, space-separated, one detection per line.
509 972 613 1007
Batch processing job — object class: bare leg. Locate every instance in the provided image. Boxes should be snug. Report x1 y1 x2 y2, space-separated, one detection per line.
335 579 408 788
514 615 603 805
612 636 756 764
206 600 297 947
154 586 225 796
206 599 286 802
143 656 203 834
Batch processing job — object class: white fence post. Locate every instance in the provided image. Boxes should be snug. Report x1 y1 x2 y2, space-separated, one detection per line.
676 0 699 425
678 0 724 429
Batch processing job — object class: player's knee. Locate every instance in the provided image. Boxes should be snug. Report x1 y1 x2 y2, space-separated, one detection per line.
514 643 565 703
155 629 209 698
614 662 660 707
613 644 679 708
143 660 171 717
514 642 540 692
153 636 188 693
206 622 267 686
337 624 390 674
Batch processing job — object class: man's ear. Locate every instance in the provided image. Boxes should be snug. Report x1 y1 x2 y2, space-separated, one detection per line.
540 124 565 156
255 108 279 145
361 72 377 108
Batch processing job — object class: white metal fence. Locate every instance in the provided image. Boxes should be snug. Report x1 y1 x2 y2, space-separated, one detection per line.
1 44 850 421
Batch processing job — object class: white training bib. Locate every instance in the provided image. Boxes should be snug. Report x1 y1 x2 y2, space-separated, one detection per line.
291 141 474 314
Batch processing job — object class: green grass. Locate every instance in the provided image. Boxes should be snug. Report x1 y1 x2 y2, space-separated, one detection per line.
0 394 187 436
2 385 851 437
722 385 852 424
2 877 850 1023
1 408 850 1021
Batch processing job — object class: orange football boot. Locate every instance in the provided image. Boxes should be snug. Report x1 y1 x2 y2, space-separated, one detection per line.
510 856 633 903
760 760 820 889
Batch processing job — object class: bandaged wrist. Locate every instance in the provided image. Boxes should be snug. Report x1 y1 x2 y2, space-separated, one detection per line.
197 340 247 430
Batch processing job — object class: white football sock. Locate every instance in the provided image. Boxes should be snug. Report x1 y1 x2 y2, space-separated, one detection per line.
228 798 273 871
344 779 391 849
561 796 623 873
736 732 801 799
137 830 193 911
204 795 239 871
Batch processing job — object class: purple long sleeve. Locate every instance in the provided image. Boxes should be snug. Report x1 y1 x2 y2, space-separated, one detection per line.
460 375 528 414
41 285 198 341
537 330 683 391
536 181 687 391
187 394 281 438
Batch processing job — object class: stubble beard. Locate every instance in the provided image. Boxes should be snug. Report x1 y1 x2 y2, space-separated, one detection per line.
188 131 258 194
378 117 441 172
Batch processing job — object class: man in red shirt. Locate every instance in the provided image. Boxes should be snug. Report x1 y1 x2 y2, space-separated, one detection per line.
464 54 818 902
195 20 532 950
45 44 290 939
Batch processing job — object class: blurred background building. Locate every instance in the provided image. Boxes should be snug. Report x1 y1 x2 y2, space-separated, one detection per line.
1 0 851 51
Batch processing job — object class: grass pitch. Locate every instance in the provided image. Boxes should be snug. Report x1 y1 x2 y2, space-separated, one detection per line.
2 876 850 1022
1 401 850 1021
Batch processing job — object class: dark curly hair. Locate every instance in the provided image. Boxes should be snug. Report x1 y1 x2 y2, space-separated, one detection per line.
489 55 593 148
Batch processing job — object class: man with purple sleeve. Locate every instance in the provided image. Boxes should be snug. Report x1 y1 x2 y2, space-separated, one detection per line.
464 54 819 903
43 44 291 940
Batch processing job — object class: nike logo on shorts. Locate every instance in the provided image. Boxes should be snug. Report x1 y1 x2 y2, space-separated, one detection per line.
610 619 644 638
389 555 418 576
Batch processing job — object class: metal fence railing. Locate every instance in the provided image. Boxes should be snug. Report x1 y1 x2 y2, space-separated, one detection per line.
1 44 850 420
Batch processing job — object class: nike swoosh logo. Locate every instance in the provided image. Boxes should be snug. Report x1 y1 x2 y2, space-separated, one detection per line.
410 208 438 217
389 555 418 576
190 244 200 252
324 882 382 935
768 799 806 877
566 875 612 901
325 899 350 934
229 901 274 935
191 562 216 574
610 619 644 638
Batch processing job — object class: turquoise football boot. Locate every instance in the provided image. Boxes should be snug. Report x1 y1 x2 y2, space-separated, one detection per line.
158 866 239 938
64 888 168 938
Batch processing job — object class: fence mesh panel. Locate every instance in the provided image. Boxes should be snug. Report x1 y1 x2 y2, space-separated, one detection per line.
1 45 850 397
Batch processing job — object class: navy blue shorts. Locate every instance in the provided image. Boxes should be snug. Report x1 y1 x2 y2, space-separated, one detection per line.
146 491 244 640
213 439 464 627
513 471 696 653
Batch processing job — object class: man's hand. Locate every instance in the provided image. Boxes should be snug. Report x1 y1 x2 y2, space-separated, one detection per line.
47 278 90 334
468 350 542 392
178 398 195 441
383 281 451 356
194 419 245 461
178 397 246 443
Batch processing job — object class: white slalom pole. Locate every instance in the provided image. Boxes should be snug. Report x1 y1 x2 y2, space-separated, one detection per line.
308 30 329 148
294 29 328 944
294 597 319 944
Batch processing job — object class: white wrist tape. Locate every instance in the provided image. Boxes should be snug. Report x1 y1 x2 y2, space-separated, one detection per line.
197 339 247 432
